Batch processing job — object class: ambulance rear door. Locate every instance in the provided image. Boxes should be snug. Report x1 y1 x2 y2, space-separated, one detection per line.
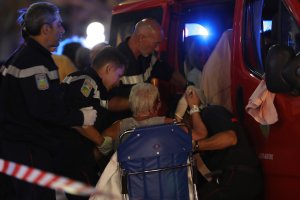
231 0 300 199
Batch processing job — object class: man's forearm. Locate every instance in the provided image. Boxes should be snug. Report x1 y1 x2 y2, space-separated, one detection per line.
191 111 208 140
198 130 237 151
73 126 104 145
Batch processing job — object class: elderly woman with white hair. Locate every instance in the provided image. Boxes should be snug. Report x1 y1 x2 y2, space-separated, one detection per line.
92 83 172 200
97 82 172 154
90 82 206 200
96 82 207 154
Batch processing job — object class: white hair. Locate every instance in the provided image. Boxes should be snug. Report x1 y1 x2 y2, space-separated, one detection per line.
129 83 160 117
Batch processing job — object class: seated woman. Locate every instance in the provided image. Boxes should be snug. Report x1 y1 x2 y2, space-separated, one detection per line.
89 83 206 200
98 82 207 153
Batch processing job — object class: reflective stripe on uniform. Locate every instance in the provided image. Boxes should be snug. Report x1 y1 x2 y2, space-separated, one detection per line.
63 74 109 108
121 73 144 85
121 53 157 85
2 65 58 80
120 61 153 85
62 75 98 91
90 89 108 108
143 65 153 82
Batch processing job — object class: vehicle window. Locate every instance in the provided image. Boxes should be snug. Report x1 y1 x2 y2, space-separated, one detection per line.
109 7 163 47
243 0 300 76
182 23 211 81
178 2 234 76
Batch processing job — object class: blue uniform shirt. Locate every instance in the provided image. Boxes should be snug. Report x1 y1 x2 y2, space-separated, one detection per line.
110 37 174 98
0 38 83 149
62 67 112 132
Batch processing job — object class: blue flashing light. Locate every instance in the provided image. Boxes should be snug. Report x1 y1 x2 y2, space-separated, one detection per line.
185 23 209 37
263 20 272 32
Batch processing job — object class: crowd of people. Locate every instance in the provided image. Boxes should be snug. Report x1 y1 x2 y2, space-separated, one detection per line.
0 2 263 200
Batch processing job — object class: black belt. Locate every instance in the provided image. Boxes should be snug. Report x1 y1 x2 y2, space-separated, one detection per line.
206 165 258 178
205 165 258 185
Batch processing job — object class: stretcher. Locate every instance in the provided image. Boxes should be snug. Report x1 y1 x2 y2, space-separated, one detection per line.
118 122 198 200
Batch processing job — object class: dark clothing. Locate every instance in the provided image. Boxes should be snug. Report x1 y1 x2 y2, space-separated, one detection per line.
60 67 113 199
54 138 99 200
0 64 4 127
201 106 259 169
110 38 173 98
108 38 174 120
62 67 112 131
0 38 84 200
0 38 83 148
0 64 4 83
1 141 56 200
197 105 263 200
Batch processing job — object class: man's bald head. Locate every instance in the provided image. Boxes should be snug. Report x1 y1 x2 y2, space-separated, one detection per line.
132 18 163 57
134 18 163 37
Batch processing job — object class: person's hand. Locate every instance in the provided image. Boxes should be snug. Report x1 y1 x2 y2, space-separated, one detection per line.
80 106 97 126
97 136 113 155
185 86 201 107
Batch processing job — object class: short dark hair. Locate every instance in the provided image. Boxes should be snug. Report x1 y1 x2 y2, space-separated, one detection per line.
18 2 59 37
92 47 128 70
62 42 82 63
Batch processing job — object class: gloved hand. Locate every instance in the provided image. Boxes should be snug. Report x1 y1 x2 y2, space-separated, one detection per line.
80 106 97 126
97 136 113 155
175 94 188 120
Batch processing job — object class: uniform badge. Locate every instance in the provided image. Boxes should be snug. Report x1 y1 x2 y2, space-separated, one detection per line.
81 79 93 97
35 74 49 90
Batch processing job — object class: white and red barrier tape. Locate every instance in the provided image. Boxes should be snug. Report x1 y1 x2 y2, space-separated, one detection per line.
0 158 119 199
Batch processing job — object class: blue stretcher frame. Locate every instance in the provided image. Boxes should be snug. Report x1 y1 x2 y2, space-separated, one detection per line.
117 122 197 200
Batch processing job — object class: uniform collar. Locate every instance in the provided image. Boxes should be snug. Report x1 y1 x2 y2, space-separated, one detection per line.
27 38 52 57
85 67 101 83
118 37 137 62
85 67 108 96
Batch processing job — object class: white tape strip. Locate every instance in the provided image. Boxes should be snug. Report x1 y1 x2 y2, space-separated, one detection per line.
0 158 120 199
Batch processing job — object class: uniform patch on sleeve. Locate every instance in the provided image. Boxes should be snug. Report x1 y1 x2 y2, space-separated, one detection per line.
81 79 93 97
35 74 49 90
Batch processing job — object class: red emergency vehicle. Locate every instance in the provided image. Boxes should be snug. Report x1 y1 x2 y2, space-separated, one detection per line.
109 0 300 199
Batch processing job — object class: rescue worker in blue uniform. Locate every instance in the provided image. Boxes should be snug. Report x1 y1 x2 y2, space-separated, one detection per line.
59 47 127 200
109 18 187 119
185 88 264 200
63 47 127 132
0 3 97 200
